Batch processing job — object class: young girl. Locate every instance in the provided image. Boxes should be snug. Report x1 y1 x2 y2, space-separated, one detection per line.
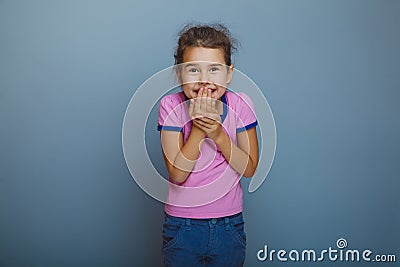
158 23 259 267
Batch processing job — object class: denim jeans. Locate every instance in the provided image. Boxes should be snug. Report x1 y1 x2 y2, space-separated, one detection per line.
161 212 246 267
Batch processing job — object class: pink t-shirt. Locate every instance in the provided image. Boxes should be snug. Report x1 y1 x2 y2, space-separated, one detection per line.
158 90 257 219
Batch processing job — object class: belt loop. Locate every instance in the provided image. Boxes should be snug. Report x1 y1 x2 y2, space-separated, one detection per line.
185 218 191 230
224 217 230 231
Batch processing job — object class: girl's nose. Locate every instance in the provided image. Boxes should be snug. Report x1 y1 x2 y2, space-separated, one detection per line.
198 73 210 85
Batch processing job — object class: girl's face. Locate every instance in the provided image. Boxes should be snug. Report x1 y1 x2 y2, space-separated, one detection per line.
179 47 233 100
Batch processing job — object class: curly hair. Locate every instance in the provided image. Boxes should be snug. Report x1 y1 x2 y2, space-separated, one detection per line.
174 23 238 66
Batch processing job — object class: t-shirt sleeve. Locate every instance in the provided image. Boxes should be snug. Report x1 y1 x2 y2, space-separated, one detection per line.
236 92 258 133
158 95 183 132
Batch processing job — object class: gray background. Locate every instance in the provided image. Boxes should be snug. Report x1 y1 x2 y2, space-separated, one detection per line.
1 0 399 266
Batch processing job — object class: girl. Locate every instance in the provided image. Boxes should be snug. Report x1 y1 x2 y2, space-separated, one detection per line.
158 23 259 267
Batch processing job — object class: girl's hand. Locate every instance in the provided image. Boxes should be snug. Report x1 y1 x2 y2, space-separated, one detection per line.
188 87 207 119
188 88 223 141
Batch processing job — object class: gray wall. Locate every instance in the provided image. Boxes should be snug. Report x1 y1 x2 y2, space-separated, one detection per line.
1 0 399 266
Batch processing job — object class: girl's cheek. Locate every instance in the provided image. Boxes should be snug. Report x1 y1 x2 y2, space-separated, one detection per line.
212 74 229 86
180 72 199 84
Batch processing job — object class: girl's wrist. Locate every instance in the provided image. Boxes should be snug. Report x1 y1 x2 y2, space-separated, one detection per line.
190 124 206 139
212 130 228 147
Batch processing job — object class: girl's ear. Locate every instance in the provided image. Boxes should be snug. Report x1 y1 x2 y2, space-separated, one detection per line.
226 64 234 84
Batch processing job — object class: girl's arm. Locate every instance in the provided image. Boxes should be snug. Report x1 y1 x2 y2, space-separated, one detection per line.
214 127 258 177
192 89 259 177
193 117 258 177
160 126 206 184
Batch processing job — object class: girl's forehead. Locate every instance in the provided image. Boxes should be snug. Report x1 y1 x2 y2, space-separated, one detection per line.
183 47 226 65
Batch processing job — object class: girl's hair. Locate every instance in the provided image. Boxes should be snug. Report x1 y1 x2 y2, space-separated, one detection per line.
174 23 238 66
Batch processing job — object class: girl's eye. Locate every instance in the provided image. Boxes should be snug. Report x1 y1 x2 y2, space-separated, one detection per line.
188 68 199 73
210 67 219 72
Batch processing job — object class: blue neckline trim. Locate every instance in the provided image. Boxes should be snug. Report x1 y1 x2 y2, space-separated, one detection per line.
220 94 227 123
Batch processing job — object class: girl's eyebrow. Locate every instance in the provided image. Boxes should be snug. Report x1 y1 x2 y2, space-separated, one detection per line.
184 63 199 68
184 63 224 68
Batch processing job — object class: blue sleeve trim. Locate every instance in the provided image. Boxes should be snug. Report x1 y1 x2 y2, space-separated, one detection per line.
157 125 182 132
236 121 258 133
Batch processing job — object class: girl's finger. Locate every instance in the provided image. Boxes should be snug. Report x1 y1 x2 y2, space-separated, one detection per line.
194 118 211 129
211 94 216 114
193 120 206 131
188 98 194 117
206 89 212 115
194 88 202 115
200 88 207 115
200 116 219 124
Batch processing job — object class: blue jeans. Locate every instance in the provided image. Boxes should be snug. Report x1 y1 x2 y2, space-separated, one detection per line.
161 212 246 267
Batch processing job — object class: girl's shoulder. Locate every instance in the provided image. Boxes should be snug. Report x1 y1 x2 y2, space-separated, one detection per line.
225 90 254 108
159 91 186 107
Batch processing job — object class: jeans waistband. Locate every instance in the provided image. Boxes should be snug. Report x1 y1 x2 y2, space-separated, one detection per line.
164 212 242 226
